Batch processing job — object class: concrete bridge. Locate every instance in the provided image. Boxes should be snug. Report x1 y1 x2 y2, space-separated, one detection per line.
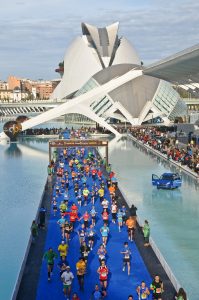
0 99 65 116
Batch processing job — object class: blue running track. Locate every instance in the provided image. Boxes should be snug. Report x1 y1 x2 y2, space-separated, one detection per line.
36 145 152 300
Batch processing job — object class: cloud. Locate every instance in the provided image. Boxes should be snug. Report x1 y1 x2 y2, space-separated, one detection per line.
0 0 198 79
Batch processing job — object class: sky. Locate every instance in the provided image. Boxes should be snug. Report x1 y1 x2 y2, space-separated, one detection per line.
0 0 198 80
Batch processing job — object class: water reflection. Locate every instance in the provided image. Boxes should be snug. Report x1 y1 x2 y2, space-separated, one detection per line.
5 143 22 158
151 188 182 202
19 137 54 144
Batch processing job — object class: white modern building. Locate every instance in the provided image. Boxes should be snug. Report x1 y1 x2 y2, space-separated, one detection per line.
51 22 187 128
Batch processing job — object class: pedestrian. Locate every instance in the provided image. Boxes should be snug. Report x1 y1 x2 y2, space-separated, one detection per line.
30 220 38 242
101 198 109 212
98 187 104 202
109 185 115 201
72 293 80 300
78 224 86 244
150 275 164 300
117 208 123 232
61 265 74 300
71 202 78 214
81 211 90 228
90 284 104 300
65 210 80 230
126 216 136 241
100 223 110 246
87 224 96 250
97 244 107 263
58 240 68 261
43 247 58 281
52 197 58 216
80 241 90 263
143 220 150 247
77 189 82 207
175 287 187 300
120 242 131 275
63 221 72 241
60 201 67 214
130 204 137 217
136 281 150 299
97 260 109 291
90 206 97 226
101 208 109 225
128 295 134 300
39 206 46 229
111 201 117 223
83 187 89 206
121 205 127 224
76 257 86 291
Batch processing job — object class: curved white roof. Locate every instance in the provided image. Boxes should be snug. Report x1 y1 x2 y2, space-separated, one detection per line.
51 37 102 99
82 22 119 67
113 37 140 66
52 22 141 100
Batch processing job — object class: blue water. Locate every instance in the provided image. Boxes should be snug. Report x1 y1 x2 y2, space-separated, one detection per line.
0 140 48 300
0 129 199 299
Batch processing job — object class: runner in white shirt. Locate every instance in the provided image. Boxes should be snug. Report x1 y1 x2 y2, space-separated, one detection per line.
101 198 109 212
61 266 74 299
111 201 117 223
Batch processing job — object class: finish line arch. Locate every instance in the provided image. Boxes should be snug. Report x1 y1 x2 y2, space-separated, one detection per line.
49 139 109 165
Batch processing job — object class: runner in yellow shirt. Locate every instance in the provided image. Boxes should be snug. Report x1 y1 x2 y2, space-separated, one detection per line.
76 257 86 291
58 240 68 261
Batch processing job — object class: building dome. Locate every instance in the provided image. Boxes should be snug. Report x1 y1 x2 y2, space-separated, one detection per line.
51 22 141 100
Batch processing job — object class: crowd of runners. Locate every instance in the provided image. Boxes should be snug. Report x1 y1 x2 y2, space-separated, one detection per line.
42 140 166 300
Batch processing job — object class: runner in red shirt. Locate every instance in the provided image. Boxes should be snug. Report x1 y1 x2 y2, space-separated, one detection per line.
97 170 102 180
80 211 90 228
71 203 78 214
65 211 80 230
102 209 109 225
91 169 97 180
97 260 109 290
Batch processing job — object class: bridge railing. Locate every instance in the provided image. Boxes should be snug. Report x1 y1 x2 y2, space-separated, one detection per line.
0 99 66 104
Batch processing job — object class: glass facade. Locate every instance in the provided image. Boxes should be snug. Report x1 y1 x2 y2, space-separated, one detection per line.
153 80 187 120
74 78 98 97
73 78 113 119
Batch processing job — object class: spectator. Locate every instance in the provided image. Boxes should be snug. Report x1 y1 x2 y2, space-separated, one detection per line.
143 220 150 247
30 220 38 242
175 287 187 300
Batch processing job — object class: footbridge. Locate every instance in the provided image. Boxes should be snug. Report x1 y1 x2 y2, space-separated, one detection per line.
0 99 65 116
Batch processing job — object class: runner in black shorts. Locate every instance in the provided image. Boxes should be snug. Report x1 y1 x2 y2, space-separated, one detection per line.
120 242 131 276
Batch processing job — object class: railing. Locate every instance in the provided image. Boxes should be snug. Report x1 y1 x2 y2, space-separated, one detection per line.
0 99 65 104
